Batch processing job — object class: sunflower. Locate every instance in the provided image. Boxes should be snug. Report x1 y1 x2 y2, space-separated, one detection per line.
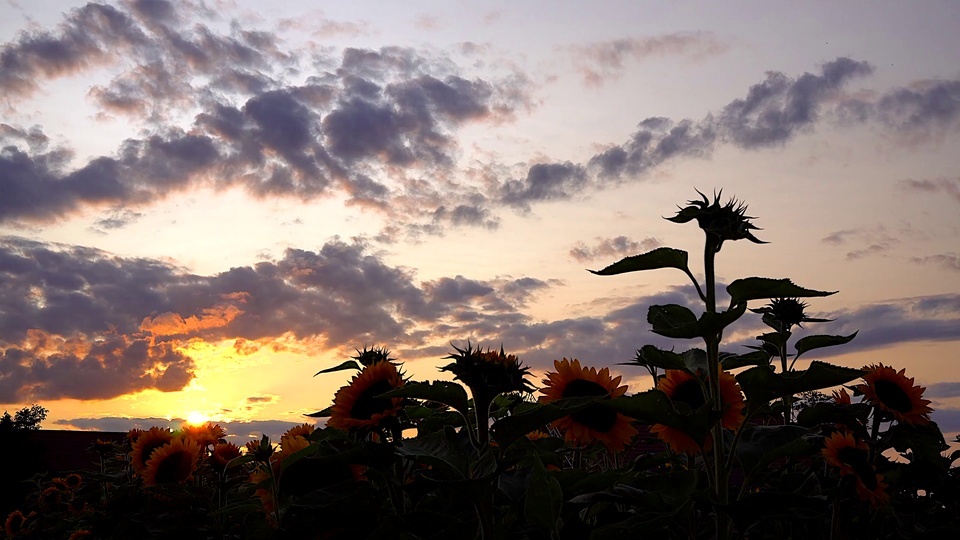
328 360 405 431
441 343 535 398
127 428 145 444
821 431 889 507
245 437 274 462
821 431 868 476
5 510 25 537
131 427 174 472
540 358 638 452
666 189 765 251
64 473 83 490
182 422 226 448
856 364 932 425
68 531 93 540
211 442 243 471
832 388 852 405
282 423 315 440
650 369 745 454
142 436 201 487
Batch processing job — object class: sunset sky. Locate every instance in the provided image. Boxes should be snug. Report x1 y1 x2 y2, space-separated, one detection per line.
2 0 959 442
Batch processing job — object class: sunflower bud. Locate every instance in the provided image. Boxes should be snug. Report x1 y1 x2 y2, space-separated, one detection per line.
751 298 833 330
667 189 765 251
441 342 535 399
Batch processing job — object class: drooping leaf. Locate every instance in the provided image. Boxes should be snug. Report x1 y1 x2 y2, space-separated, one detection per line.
605 390 718 442
629 345 688 372
395 426 471 480
698 301 747 336
491 396 599 449
306 406 333 418
794 331 858 359
736 361 865 409
377 381 470 419
727 277 835 305
721 349 771 370
588 247 690 276
314 360 361 376
647 304 700 339
734 424 813 479
524 455 562 539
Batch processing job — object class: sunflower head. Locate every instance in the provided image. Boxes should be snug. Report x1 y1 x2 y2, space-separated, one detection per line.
855 363 932 425
442 342 535 399
245 435 274 462
666 189 765 251
131 427 174 472
328 360 406 431
5 510 26 537
64 473 83 490
352 346 395 367
539 358 637 452
182 422 226 448
751 298 833 330
211 442 243 471
142 436 201 487
650 369 745 454
821 431 889 507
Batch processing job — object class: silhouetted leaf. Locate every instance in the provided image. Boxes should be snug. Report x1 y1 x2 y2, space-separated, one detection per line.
648 304 699 339
721 349 771 370
727 278 835 305
736 361 865 409
378 381 470 419
735 425 813 478
525 456 562 539
314 360 361 376
588 247 690 276
794 331 858 359
306 406 333 418
491 396 599 449
606 390 718 442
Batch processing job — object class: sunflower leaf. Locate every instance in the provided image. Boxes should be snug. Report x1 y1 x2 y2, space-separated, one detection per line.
648 304 700 339
721 349 771 370
491 396 600 449
306 406 333 418
734 425 813 479
314 360 362 376
377 381 471 420
525 455 562 539
605 390 717 442
736 361 865 410
588 247 690 276
630 345 689 372
727 277 836 305
794 331 858 359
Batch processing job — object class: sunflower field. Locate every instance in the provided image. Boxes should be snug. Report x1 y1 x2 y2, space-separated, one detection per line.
4 191 959 539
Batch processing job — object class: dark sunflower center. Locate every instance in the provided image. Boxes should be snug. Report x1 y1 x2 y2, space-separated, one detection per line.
873 379 913 413
562 379 609 398
562 379 617 433
351 380 396 420
154 450 194 484
836 446 868 468
671 379 706 410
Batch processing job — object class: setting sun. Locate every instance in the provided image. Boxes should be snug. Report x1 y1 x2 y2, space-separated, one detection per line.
185 411 210 426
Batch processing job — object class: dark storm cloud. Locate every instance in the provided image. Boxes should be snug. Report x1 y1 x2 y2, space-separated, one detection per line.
569 236 662 263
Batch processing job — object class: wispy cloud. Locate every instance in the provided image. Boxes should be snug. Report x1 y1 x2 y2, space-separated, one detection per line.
569 236 662 263
569 32 731 87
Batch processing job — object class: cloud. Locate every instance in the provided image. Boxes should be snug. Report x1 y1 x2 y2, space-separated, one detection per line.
819 226 899 260
898 177 960 205
570 32 731 86
910 253 960 272
716 57 874 149
570 236 662 263
778 294 960 357
52 416 309 441
0 235 565 400
925 382 960 400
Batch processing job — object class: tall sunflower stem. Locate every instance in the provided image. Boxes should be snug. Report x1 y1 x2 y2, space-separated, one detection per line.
704 237 731 540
